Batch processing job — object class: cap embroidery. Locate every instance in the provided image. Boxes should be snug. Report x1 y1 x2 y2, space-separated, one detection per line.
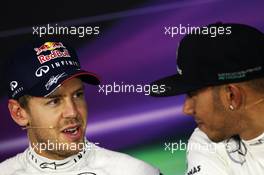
218 66 262 80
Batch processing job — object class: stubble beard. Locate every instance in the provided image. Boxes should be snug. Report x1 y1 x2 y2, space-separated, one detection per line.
28 119 86 160
209 88 238 142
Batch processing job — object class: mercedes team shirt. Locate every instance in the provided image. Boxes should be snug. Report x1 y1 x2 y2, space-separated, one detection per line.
186 128 264 175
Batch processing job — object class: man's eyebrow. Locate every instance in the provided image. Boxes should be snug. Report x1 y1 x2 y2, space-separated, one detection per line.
45 85 85 99
74 85 85 92
46 94 62 99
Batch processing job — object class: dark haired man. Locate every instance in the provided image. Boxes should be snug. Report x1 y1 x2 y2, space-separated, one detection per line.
151 23 264 175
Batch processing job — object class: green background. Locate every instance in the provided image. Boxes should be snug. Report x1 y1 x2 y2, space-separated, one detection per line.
123 138 188 175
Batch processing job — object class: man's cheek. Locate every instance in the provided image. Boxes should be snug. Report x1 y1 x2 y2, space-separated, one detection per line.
80 109 88 122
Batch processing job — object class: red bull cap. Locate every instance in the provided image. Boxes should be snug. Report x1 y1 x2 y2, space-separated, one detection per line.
7 40 100 99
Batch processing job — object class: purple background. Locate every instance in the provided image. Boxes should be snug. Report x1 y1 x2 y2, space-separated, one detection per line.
1 0 264 162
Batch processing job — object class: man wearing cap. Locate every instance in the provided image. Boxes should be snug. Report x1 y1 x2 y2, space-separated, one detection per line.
0 41 160 175
151 23 264 174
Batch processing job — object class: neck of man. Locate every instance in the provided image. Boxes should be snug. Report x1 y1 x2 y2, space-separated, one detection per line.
239 104 264 140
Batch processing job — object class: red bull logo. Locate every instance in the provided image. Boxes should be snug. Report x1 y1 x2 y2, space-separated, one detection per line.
38 49 71 64
34 42 65 55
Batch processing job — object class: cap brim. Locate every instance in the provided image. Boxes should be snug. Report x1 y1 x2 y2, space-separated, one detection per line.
150 74 205 97
28 69 100 97
60 70 100 86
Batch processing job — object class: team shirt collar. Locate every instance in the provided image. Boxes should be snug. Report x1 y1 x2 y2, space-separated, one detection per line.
26 138 90 172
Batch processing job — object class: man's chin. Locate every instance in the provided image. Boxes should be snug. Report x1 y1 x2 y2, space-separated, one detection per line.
48 140 85 159
55 131 86 155
200 127 229 143
60 138 85 152
207 132 231 143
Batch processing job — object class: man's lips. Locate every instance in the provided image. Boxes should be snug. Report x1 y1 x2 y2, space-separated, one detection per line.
60 123 83 141
60 124 82 134
60 124 82 133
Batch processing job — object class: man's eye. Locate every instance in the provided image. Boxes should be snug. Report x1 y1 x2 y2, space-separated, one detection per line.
46 98 60 105
74 91 84 99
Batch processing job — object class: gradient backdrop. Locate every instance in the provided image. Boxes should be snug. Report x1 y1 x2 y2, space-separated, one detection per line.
1 0 264 174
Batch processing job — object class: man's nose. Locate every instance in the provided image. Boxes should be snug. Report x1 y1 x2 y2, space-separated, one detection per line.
183 97 195 116
63 99 78 118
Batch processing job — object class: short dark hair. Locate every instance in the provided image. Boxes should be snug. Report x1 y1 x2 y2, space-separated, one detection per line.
18 95 31 110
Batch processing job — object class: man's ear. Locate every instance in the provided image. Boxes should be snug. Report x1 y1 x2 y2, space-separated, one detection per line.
8 99 29 126
224 84 243 110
